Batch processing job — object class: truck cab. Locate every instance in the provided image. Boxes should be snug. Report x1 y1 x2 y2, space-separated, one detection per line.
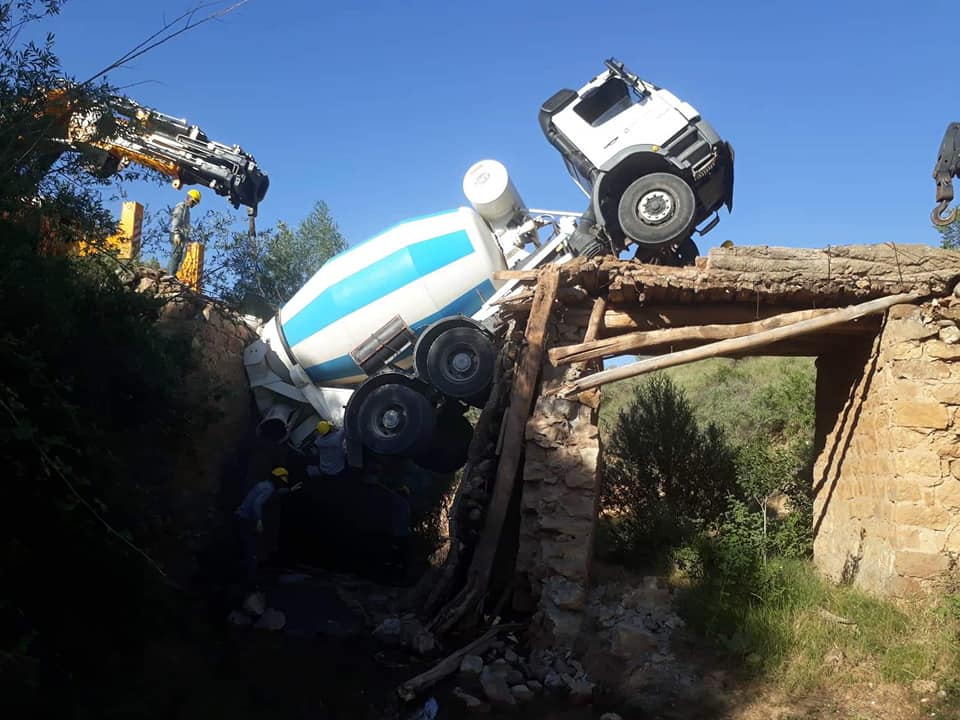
539 58 734 264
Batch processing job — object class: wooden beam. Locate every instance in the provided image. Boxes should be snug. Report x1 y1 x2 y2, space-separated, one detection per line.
549 308 836 366
571 297 606 374
397 623 524 700
493 269 539 281
558 291 925 395
441 266 560 630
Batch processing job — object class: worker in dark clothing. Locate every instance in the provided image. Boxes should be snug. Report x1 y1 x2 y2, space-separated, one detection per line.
303 419 348 480
233 466 302 589
167 188 201 275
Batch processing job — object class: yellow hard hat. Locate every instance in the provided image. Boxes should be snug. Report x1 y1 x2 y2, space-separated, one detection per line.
271 466 289 481
316 420 332 436
187 189 201 203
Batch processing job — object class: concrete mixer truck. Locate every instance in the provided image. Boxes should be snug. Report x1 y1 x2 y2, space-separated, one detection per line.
241 57 734 474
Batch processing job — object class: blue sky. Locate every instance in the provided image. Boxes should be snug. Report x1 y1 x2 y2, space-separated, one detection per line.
38 0 960 255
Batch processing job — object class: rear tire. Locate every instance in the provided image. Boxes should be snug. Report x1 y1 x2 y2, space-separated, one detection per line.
617 172 696 248
422 326 495 403
357 383 436 457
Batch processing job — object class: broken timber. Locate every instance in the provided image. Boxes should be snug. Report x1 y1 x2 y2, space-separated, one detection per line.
558 291 927 396
397 622 523 700
430 266 560 634
548 307 874 366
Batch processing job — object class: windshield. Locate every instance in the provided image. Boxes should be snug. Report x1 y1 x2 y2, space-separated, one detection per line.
573 77 643 127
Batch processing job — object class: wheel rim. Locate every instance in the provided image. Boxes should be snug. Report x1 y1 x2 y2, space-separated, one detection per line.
358 384 435 456
425 327 494 400
637 189 674 225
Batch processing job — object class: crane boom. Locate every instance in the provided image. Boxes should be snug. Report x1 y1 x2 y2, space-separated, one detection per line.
38 85 269 225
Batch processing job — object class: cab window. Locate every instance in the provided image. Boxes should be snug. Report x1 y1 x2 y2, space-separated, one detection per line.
573 77 640 127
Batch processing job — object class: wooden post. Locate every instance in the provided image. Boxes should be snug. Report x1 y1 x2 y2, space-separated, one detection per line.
433 266 559 633
558 291 924 395
571 296 606 374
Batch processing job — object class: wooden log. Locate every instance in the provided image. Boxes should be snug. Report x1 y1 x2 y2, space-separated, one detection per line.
434 266 560 632
493 269 540 281
397 623 524 700
571 297 606 374
550 307 835 366
558 291 925 395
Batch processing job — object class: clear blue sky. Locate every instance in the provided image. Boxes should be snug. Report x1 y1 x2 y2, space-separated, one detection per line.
39 0 960 254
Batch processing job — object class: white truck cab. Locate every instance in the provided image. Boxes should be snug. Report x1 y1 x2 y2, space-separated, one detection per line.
539 58 734 263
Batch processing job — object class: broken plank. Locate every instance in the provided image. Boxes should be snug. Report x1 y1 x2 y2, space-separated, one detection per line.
452 266 559 628
571 297 606 374
493 269 540 281
550 307 835 366
558 291 925 395
397 622 524 700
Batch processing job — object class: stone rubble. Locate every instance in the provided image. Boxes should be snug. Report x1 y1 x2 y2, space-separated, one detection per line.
448 631 602 711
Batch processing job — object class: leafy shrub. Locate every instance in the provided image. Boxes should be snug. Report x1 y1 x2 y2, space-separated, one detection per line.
599 374 738 565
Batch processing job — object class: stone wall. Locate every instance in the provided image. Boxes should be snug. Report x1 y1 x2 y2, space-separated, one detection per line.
133 269 260 575
814 300 960 596
515 307 602 647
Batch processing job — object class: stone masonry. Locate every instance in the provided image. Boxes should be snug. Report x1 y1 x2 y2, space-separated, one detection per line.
814 299 960 596
515 306 602 647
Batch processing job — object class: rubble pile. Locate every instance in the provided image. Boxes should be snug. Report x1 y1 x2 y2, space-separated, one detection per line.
450 635 598 712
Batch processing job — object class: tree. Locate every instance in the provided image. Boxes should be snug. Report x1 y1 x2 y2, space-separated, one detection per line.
600 374 739 562
935 207 960 250
219 200 348 313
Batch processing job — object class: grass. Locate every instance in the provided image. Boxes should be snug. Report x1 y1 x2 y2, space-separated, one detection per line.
599 356 816 445
675 558 960 695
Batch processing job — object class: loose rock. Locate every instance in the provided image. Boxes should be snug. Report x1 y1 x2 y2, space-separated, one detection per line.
940 326 960 344
504 649 519 664
600 714 623 720
527 680 543 694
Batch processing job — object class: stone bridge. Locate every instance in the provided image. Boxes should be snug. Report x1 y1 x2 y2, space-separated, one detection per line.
468 243 960 647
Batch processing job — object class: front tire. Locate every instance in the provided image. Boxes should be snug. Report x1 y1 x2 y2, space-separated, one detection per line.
617 172 696 248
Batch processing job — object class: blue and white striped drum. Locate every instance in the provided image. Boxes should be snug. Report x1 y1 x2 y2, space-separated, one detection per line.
275 207 507 388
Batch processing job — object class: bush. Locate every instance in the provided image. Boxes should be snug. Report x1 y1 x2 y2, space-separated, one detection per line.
0 233 210 715
599 374 738 565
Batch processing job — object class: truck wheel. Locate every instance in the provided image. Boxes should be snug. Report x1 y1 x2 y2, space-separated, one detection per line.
617 172 696 248
357 383 436 457
424 326 495 402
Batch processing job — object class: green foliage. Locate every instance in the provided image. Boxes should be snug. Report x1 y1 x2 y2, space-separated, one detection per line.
600 374 739 564
0 5 219 714
220 201 347 312
935 206 960 250
600 357 816 565
0 231 208 714
676 559 960 692
140 200 348 315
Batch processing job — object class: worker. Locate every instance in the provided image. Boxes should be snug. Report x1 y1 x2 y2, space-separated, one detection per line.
233 466 302 589
167 188 201 275
304 419 348 479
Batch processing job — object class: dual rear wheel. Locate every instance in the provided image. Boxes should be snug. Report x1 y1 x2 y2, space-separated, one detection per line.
347 319 495 472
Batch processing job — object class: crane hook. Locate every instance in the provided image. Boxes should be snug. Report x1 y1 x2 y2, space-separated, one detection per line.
932 200 958 227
